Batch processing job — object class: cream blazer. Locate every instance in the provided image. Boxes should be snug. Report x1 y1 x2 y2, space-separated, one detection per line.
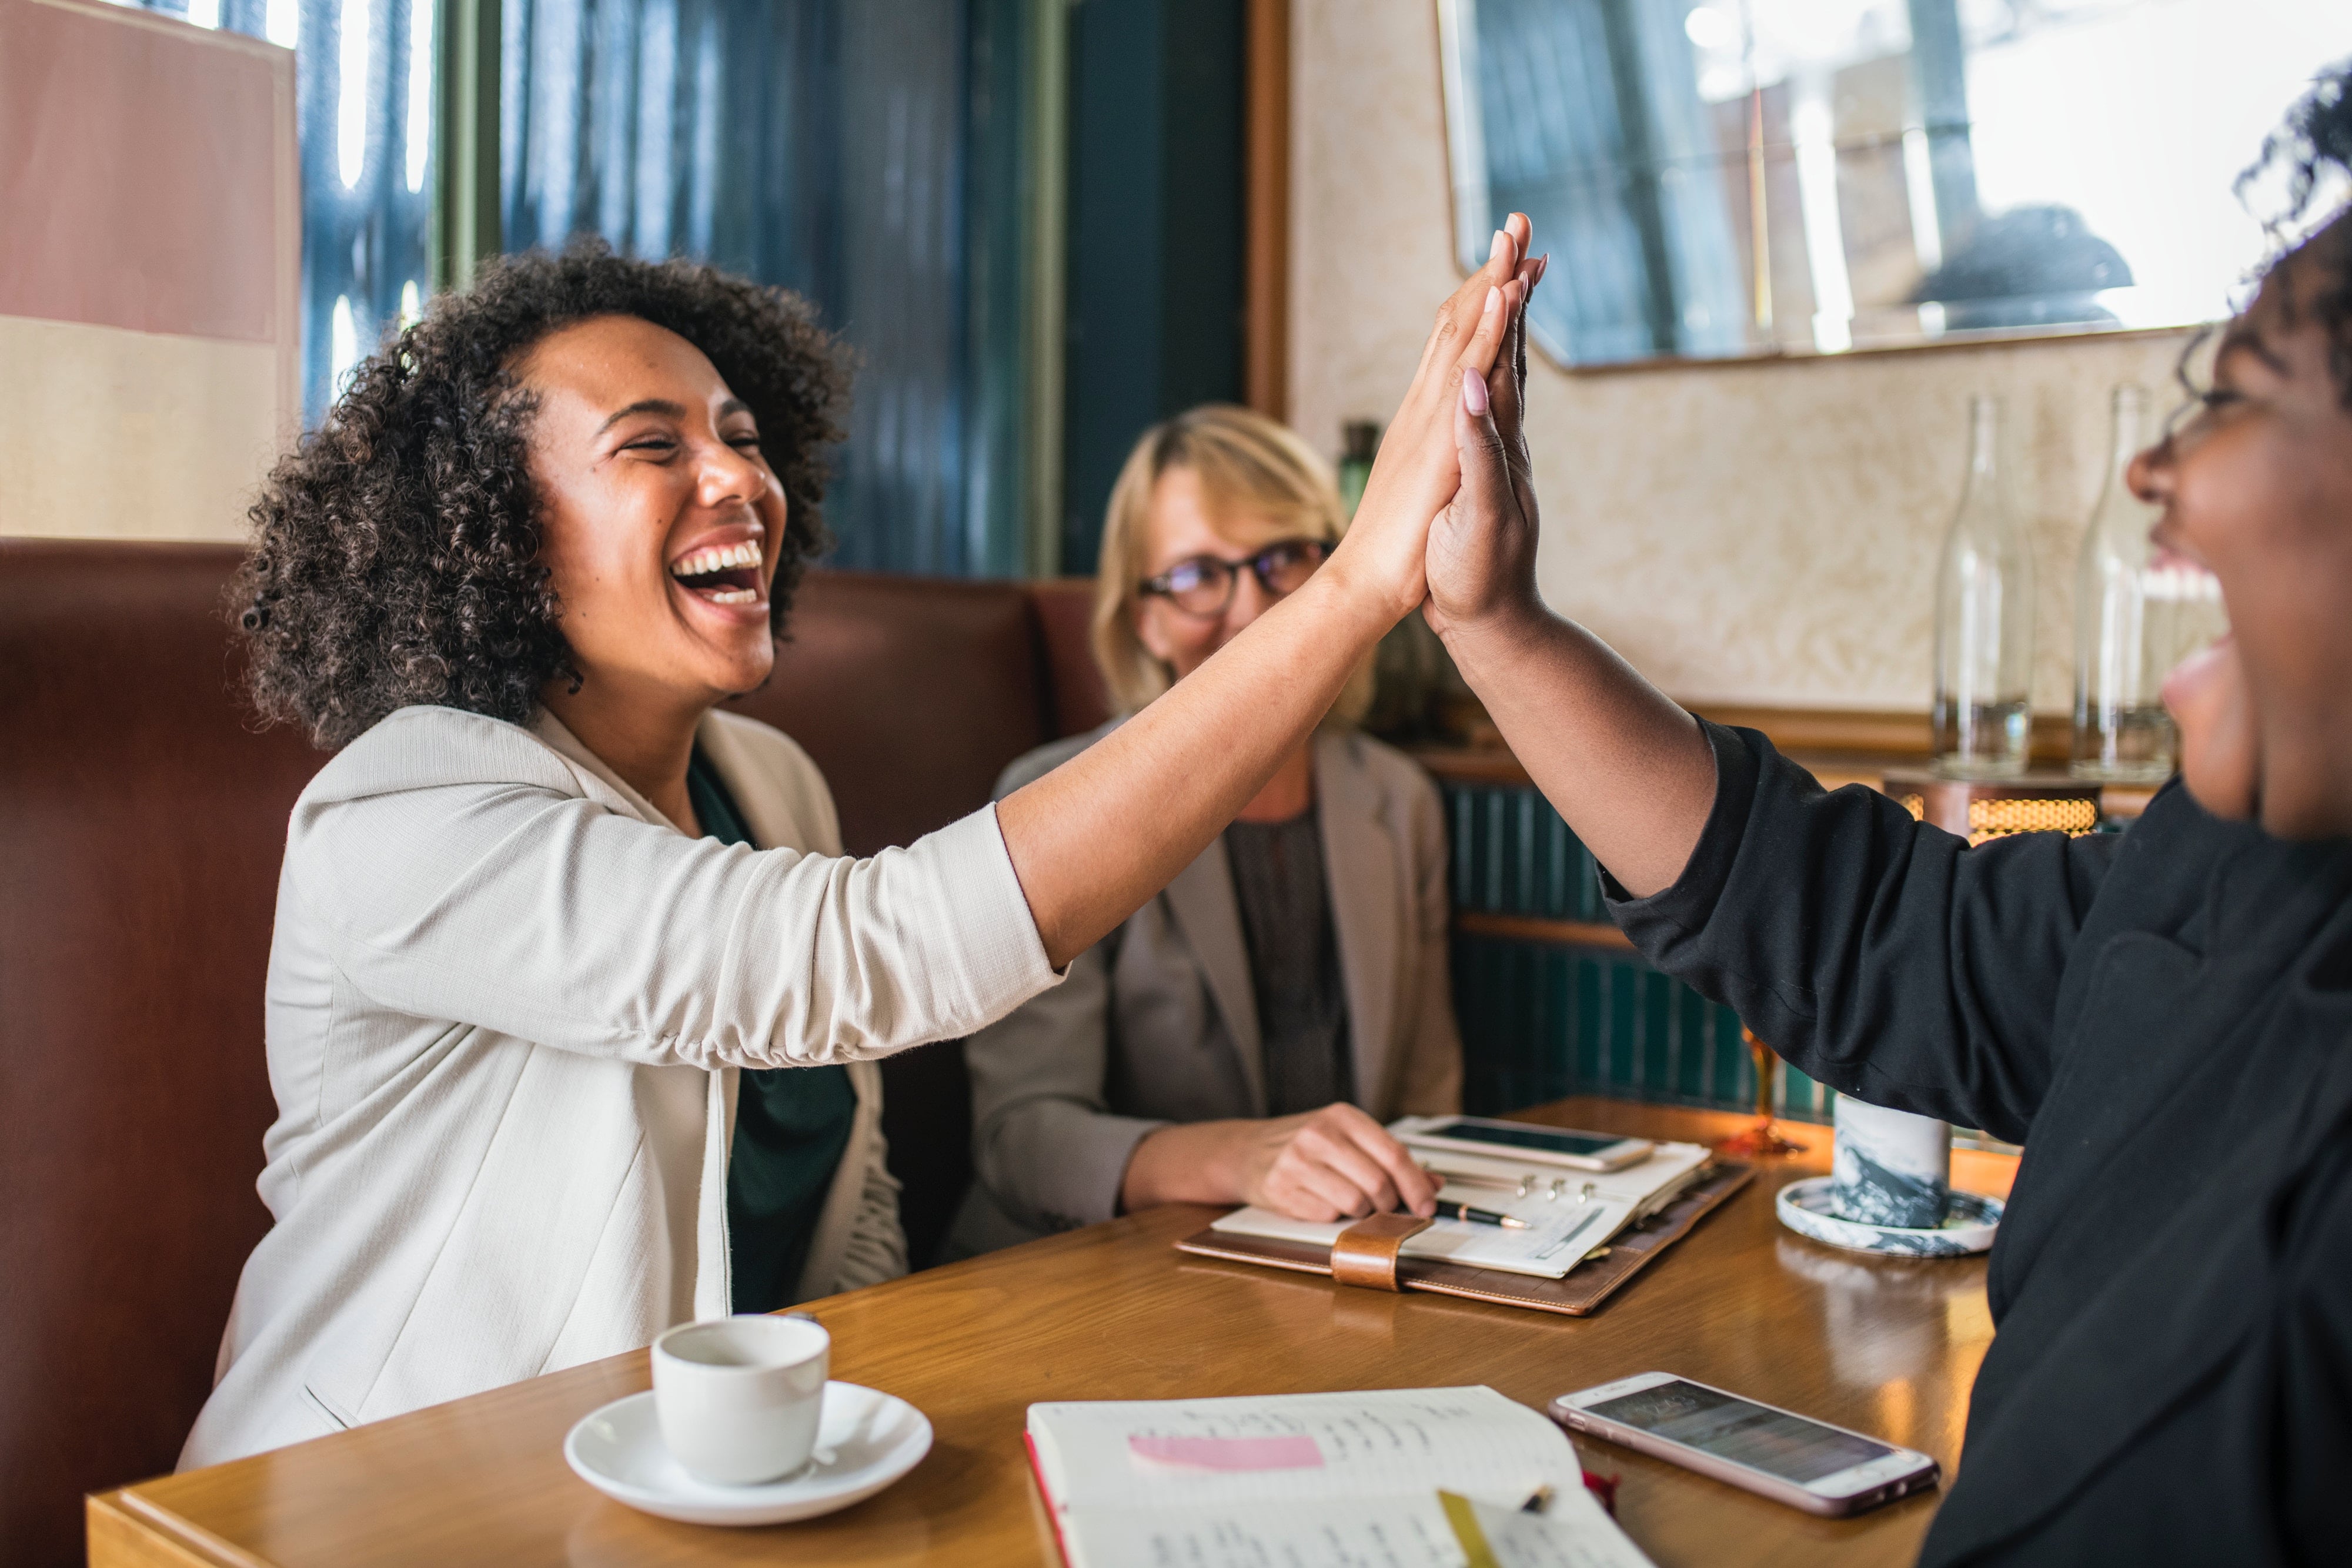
951 724 1462 1254
181 704 1056 1468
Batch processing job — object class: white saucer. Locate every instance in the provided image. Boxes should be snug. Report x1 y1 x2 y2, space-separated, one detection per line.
564 1381 931 1526
1776 1175 2003 1258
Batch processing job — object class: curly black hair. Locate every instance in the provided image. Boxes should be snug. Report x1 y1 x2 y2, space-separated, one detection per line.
233 241 848 750
2239 59 2352 406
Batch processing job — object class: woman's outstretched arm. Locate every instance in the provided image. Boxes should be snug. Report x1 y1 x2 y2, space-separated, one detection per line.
1421 296 2114 1142
999 220 1538 968
1419 268 1718 899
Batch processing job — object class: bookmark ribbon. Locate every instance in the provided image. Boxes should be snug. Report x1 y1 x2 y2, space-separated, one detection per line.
1127 1434 1325 1472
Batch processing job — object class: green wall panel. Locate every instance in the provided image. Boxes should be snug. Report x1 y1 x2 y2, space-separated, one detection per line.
1441 780 1836 1124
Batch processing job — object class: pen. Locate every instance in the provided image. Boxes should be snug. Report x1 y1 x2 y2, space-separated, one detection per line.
1432 1199 1531 1229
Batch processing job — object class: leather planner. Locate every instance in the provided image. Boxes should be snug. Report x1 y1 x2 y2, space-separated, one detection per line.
1175 1161 1754 1316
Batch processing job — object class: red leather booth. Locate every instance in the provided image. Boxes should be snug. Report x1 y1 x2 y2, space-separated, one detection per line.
0 539 1108 1567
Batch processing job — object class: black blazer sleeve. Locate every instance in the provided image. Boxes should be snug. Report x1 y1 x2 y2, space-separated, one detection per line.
1605 722 2120 1144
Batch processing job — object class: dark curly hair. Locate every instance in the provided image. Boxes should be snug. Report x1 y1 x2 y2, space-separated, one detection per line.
233 242 848 750
2238 59 2352 406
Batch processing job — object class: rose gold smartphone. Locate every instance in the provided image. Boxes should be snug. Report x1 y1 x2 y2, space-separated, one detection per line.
1549 1373 1940 1517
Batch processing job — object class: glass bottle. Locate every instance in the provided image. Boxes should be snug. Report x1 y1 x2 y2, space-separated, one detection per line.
1932 395 2034 777
2070 385 2220 780
1336 420 1380 519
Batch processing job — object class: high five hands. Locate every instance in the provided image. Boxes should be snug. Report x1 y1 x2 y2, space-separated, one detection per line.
1324 214 1541 627
1428 217 1545 642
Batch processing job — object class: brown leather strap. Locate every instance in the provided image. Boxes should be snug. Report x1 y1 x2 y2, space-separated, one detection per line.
1330 1213 1434 1292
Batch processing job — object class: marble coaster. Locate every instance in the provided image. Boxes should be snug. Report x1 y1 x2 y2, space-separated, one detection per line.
1778 1176 2002 1257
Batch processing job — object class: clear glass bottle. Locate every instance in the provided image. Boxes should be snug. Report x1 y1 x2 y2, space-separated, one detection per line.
1336 420 1380 519
1932 394 2034 777
2070 385 2220 780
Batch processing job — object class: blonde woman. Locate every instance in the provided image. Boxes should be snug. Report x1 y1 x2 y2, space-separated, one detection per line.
950 406 1463 1256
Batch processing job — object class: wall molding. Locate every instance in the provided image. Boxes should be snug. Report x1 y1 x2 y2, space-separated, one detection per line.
1453 911 1633 951
1415 701 2093 787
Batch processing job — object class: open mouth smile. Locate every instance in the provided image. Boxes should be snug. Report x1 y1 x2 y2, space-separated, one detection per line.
669 539 765 606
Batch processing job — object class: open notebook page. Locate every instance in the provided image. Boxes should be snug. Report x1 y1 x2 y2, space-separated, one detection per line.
1026 1386 1581 1512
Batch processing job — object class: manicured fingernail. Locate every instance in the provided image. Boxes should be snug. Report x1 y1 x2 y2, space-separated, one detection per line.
1490 229 1509 264
1536 253 1549 288
1485 284 1502 316
1463 366 1489 416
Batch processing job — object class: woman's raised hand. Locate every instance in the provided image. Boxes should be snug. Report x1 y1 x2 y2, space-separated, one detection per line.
1322 215 1538 623
1426 243 1545 640
993 219 1537 971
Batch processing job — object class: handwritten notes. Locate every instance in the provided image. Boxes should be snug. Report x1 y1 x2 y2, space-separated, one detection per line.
1129 1433 1324 1472
1027 1388 1655 1568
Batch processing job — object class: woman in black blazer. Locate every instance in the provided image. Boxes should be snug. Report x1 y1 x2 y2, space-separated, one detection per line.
1423 75 2352 1565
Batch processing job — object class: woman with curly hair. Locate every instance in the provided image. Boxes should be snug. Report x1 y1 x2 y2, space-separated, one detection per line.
1426 71 2352 1562
182 228 1541 1466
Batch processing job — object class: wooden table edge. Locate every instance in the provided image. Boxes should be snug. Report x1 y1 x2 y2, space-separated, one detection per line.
90 1487 269 1568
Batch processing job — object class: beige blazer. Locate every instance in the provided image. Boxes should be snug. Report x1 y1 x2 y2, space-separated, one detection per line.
183 704 1056 1468
951 724 1462 1255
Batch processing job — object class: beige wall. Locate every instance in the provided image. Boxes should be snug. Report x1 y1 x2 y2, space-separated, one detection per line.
1288 1 2200 716
0 315 283 542
0 0 296 543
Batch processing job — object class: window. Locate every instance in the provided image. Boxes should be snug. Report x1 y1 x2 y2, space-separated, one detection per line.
1440 0 2352 367
115 0 1047 574
122 0 433 421
499 0 1033 574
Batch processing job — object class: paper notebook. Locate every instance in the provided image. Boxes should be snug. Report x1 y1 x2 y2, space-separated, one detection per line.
1024 1386 1654 1568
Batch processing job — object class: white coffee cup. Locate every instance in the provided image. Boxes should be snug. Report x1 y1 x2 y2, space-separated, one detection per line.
651 1314 830 1486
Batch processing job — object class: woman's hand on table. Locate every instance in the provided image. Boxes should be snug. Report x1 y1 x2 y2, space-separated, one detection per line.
1322 215 1538 624
1120 1104 1438 1223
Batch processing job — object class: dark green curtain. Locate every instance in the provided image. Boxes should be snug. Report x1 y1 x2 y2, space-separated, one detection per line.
500 0 1033 574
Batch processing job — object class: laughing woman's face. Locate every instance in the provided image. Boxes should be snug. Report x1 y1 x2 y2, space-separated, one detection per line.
2134 229 2352 839
520 314 788 717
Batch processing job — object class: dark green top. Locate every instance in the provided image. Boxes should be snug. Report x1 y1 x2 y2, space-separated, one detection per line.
1224 805 1354 1116
687 749 857 1313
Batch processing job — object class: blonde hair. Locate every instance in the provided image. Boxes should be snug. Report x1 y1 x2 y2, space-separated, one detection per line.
1090 404 1377 724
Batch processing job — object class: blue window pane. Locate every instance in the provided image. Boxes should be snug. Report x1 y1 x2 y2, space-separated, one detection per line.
134 0 435 424
132 0 1021 574
296 0 435 423
501 0 981 574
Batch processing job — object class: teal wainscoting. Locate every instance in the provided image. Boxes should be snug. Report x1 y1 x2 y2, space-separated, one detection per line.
1441 779 1838 1124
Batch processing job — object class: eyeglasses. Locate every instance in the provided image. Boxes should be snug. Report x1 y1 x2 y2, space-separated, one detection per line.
1138 538 1330 619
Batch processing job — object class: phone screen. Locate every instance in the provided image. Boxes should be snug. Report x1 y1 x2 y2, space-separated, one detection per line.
1425 1121 1623 1157
1586 1380 1892 1484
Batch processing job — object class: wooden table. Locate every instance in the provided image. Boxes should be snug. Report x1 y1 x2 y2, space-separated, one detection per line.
91 1099 2017 1568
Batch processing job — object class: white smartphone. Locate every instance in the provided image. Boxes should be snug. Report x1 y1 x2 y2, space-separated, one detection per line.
1549 1373 1940 1517
1395 1115 1654 1172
